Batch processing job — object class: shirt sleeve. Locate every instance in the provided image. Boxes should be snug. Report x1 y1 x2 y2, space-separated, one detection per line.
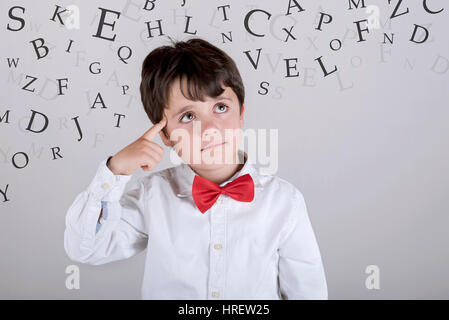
278 189 328 299
64 156 148 266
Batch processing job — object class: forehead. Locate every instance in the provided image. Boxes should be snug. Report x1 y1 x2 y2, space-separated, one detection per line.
166 77 236 110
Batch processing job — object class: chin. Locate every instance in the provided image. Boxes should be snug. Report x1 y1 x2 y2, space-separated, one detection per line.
190 162 228 172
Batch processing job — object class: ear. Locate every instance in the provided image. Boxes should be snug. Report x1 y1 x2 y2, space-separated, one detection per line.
239 103 245 128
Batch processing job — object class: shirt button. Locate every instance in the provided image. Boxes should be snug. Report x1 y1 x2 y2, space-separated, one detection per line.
214 244 222 250
99 217 106 225
211 291 220 298
102 183 110 190
216 198 223 204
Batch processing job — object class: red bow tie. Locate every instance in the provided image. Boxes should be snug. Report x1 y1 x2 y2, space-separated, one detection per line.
192 174 255 213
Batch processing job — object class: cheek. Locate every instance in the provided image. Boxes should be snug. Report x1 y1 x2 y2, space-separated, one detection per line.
221 110 241 128
177 126 195 152
221 114 243 146
167 122 192 145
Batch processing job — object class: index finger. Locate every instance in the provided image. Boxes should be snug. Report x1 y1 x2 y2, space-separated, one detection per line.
142 116 167 141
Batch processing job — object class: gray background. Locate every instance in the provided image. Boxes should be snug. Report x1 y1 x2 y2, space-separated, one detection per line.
1 0 448 299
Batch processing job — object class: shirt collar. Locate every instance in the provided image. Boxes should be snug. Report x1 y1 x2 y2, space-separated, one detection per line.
174 149 263 198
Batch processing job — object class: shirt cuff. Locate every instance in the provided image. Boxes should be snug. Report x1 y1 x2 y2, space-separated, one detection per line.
87 156 133 202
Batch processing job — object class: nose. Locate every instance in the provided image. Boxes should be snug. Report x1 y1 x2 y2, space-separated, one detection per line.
201 118 220 138
200 118 222 147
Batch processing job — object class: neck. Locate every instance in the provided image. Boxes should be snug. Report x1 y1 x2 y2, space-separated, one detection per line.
190 159 245 185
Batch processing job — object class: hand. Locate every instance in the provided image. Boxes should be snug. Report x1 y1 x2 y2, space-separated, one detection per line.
107 116 167 175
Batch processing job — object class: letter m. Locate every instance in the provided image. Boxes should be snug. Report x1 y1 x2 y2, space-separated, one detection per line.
348 0 366 9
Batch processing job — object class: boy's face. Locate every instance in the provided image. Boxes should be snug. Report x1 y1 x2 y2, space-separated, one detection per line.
159 76 245 171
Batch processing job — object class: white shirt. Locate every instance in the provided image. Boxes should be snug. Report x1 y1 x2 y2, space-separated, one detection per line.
64 149 328 300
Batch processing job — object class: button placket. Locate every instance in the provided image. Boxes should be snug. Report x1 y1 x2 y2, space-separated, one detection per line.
208 201 226 299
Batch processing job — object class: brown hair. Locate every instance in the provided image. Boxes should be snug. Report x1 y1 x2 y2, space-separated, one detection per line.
139 36 245 135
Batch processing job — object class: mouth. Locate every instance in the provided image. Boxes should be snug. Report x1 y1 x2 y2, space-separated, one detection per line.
201 142 226 152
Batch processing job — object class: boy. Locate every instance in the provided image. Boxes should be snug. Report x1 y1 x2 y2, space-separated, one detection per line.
64 37 328 300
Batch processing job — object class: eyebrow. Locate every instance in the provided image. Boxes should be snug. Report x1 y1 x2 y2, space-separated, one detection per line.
172 96 233 118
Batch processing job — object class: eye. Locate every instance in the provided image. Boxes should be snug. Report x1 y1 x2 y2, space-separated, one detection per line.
214 103 228 113
180 112 195 123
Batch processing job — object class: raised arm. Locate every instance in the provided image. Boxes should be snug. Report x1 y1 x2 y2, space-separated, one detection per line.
63 157 148 266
